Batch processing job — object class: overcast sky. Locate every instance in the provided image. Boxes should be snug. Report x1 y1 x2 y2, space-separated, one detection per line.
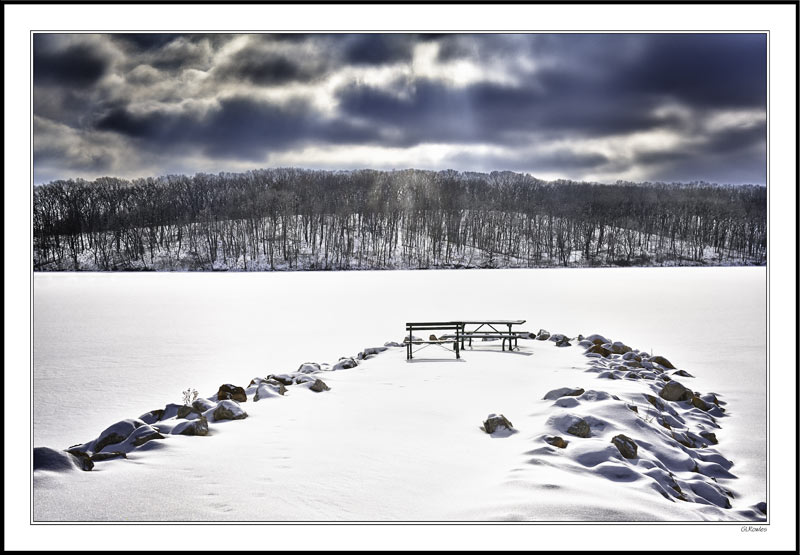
33 33 766 185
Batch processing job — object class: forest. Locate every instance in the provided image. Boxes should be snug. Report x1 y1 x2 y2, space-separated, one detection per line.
32 168 767 271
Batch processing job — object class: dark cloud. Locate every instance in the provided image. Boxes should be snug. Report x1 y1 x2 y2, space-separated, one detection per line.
33 35 110 87
33 33 768 185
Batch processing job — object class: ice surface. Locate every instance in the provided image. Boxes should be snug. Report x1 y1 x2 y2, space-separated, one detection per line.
32 267 766 521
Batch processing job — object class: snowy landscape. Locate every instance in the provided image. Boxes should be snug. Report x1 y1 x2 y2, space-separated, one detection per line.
32 268 766 521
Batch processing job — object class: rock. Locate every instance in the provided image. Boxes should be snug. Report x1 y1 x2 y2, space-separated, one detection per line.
428 334 438 341
173 416 209 436
130 425 165 447
161 403 186 420
217 384 247 402
177 405 200 419
192 398 216 412
627 404 639 413
673 370 694 378
672 432 696 448
536 329 550 340
650 355 676 369
625 372 641 380
623 360 643 368
93 419 145 453
213 399 248 421
555 338 572 347
611 341 632 354
253 379 286 401
296 362 321 374
358 346 388 359
611 434 638 459
34 447 94 472
308 378 331 392
578 339 593 348
586 334 610 345
383 341 404 347
644 394 665 411
567 418 591 438
586 344 612 357
543 387 585 400
545 436 568 448
267 374 295 386
482 414 514 434
549 333 567 343
658 381 693 402
755 502 767 515
662 375 672 382
621 351 640 361
90 451 127 462
699 431 719 445
332 357 358 370
138 409 164 424
690 395 711 411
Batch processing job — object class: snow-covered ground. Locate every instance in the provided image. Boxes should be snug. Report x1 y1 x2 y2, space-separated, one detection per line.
32 267 767 524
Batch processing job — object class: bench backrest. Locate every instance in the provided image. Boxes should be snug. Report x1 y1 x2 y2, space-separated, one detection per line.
406 322 462 332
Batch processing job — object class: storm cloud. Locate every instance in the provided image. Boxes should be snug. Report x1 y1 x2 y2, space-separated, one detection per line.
33 33 766 185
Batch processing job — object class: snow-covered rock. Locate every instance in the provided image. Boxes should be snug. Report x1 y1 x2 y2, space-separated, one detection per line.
34 447 93 472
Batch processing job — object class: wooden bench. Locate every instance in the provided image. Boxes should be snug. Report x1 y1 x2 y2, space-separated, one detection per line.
461 332 531 351
405 322 462 360
459 320 528 352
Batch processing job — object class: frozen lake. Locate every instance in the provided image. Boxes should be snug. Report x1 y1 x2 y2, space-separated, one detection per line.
33 267 767 508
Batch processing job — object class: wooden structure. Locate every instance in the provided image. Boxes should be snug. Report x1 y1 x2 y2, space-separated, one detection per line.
405 320 528 360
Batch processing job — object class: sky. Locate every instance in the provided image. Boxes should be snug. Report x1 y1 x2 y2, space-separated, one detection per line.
33 33 767 185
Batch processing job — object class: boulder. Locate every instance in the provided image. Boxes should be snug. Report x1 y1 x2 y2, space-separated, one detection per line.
253 379 286 401
623 360 643 368
93 419 145 453
566 418 591 438
658 381 693 402
586 334 610 345
650 355 676 369
536 329 550 340
34 447 94 472
627 404 639 413
358 346 389 360
644 394 665 411
217 384 247 402
192 398 216 412
213 400 248 421
332 357 358 371
621 351 641 361
625 371 641 380
177 405 200 419
555 337 572 347
549 333 567 343
90 451 127 462
545 436 568 448
578 340 594 348
130 425 165 447
611 434 638 459
296 362 321 374
308 378 331 392
690 395 711 411
611 341 632 354
173 416 209 436
543 387 585 400
699 431 718 445
673 370 694 378
586 344 612 357
383 341 404 347
138 409 164 425
267 374 295 386
482 414 514 434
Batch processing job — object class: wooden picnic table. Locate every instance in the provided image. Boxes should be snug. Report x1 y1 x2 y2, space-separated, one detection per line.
404 320 528 359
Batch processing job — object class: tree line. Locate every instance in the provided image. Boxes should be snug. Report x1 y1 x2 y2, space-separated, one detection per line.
33 168 767 271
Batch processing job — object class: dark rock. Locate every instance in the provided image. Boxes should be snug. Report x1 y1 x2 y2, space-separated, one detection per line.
94 419 145 453
549 333 567 343
644 394 666 411
332 357 358 370
586 334 610 345
536 329 550 340
543 387 585 400
567 418 591 438
672 432 696 448
650 355 676 369
267 374 295 386
611 434 638 459
34 447 94 472
586 344 612 357
138 409 164 424
627 404 639 413
177 405 200 419
174 416 209 436
755 502 767 515
213 400 248 421
130 425 165 447
578 340 593 348
297 362 322 374
699 431 718 445
192 398 216 412
662 375 672 382
658 381 693 402
545 436 568 448
482 414 514 434
555 338 572 347
673 370 694 378
690 395 711 411
309 378 331 392
429 334 438 341
217 384 247 402
358 346 389 360
611 341 632 354
91 451 127 462
625 372 641 380
624 360 643 368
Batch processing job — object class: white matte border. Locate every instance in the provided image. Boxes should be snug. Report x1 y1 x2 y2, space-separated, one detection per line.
5 3 796 551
